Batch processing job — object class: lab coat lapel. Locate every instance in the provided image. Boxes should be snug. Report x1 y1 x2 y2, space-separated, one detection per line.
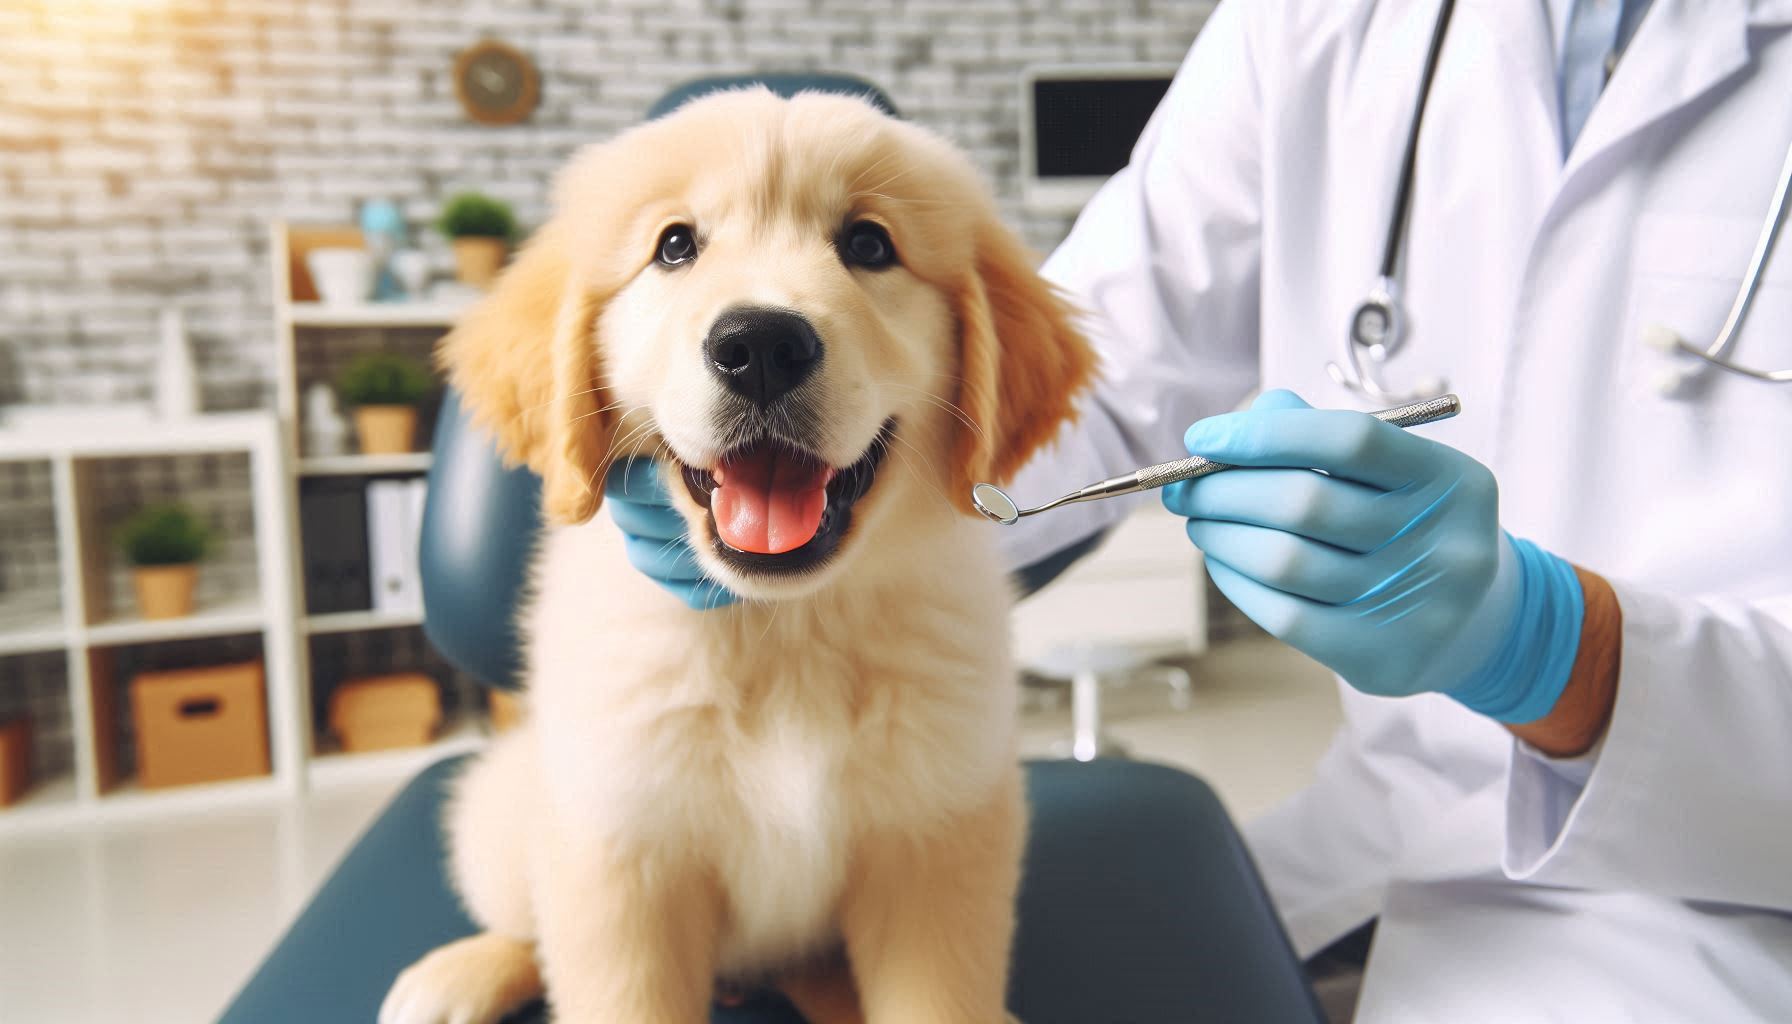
1561 0 1758 181
1459 0 1559 155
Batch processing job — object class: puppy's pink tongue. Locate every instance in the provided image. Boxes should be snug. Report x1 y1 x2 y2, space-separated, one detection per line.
711 447 832 555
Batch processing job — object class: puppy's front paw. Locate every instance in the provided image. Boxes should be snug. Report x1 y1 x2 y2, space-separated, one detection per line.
379 933 542 1024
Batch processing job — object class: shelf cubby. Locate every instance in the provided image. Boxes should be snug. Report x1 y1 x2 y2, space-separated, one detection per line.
304 626 475 745
292 324 445 463
69 452 262 632
0 650 79 815
87 633 270 797
303 625 485 785
0 459 68 656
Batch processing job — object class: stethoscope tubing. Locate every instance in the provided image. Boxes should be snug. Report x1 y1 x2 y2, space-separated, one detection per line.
1339 0 1792 398
1683 129 1792 377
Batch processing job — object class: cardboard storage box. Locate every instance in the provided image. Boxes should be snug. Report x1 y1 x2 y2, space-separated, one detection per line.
130 661 269 789
0 717 30 806
329 673 441 753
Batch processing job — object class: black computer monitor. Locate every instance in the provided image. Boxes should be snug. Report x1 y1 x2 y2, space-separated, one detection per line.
1021 64 1178 210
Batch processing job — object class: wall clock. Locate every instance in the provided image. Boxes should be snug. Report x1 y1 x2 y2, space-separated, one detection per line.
453 40 540 126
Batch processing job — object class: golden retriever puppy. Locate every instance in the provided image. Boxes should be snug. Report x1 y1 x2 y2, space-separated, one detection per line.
379 88 1093 1024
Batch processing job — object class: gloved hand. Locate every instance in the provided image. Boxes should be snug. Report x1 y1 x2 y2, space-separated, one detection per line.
1162 390 1584 722
605 459 736 610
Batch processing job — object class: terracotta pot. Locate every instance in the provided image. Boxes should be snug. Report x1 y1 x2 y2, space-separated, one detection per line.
451 237 507 289
354 404 417 454
133 563 198 620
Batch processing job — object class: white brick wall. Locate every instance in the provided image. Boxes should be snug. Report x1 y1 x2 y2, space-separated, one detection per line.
0 0 1213 410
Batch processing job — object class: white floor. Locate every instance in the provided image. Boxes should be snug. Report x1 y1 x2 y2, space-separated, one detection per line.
0 636 1338 1024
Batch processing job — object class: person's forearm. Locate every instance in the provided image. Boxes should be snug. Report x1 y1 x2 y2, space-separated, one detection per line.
1506 565 1621 757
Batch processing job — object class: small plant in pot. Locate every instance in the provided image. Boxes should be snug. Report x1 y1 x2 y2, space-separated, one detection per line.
437 192 516 289
119 503 212 620
336 351 436 455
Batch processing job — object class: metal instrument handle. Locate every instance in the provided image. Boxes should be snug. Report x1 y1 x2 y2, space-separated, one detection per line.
1131 394 1461 492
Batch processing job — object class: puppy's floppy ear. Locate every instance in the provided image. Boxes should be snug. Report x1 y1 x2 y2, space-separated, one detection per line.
438 221 611 526
950 219 1095 514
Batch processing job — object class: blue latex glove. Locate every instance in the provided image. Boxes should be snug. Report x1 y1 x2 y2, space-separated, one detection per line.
604 460 736 610
1162 390 1584 723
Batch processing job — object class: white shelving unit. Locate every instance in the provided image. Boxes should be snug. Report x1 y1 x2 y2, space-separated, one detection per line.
298 452 434 477
0 607 65 658
307 716 487 789
0 230 496 832
0 412 305 835
82 595 267 646
288 300 471 329
272 222 493 793
302 608 426 636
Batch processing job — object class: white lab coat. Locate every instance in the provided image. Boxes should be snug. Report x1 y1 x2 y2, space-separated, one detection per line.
1003 0 1792 1018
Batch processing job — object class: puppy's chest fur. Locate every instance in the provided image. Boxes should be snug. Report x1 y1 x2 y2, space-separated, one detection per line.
528 523 1016 976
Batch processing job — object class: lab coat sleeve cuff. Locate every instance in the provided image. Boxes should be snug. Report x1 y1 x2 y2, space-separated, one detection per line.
1501 582 1674 882
1503 733 1605 872
1500 580 1792 908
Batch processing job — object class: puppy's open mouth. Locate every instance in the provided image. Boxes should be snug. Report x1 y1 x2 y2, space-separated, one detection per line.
679 420 894 575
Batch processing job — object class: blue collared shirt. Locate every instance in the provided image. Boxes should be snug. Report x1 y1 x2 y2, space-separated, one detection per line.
1547 0 1657 154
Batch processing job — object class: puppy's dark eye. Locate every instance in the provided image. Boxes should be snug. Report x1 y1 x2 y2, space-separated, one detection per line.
839 221 895 269
656 224 697 267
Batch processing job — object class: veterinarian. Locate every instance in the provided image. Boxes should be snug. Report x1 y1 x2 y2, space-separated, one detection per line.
607 0 1792 1018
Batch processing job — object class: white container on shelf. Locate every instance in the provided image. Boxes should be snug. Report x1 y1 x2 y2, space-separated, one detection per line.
155 307 199 420
303 381 349 457
390 249 432 300
305 247 374 306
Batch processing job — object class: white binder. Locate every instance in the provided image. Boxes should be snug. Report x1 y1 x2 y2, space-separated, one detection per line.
366 479 426 614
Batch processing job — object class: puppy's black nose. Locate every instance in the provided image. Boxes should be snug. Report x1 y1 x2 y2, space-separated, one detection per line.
705 307 821 407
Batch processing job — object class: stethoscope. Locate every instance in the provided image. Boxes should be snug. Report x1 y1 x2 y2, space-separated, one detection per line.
1330 0 1792 402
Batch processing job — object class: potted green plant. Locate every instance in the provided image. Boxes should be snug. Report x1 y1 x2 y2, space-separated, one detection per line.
436 192 516 289
336 351 436 454
118 503 212 620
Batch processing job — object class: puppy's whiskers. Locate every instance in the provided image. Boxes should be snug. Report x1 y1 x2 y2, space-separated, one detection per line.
873 380 986 442
855 164 915 198
568 398 631 425
589 410 660 495
754 590 783 645
850 192 958 208
884 430 953 510
514 383 620 417
847 150 901 192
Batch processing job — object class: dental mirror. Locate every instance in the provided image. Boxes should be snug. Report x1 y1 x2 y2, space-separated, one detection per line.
972 483 1021 525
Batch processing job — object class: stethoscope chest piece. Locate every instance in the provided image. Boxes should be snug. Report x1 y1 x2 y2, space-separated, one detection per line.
1329 275 1450 403
1349 276 1405 361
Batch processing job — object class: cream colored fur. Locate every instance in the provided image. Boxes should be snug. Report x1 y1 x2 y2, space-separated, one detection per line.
381 89 1091 1024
